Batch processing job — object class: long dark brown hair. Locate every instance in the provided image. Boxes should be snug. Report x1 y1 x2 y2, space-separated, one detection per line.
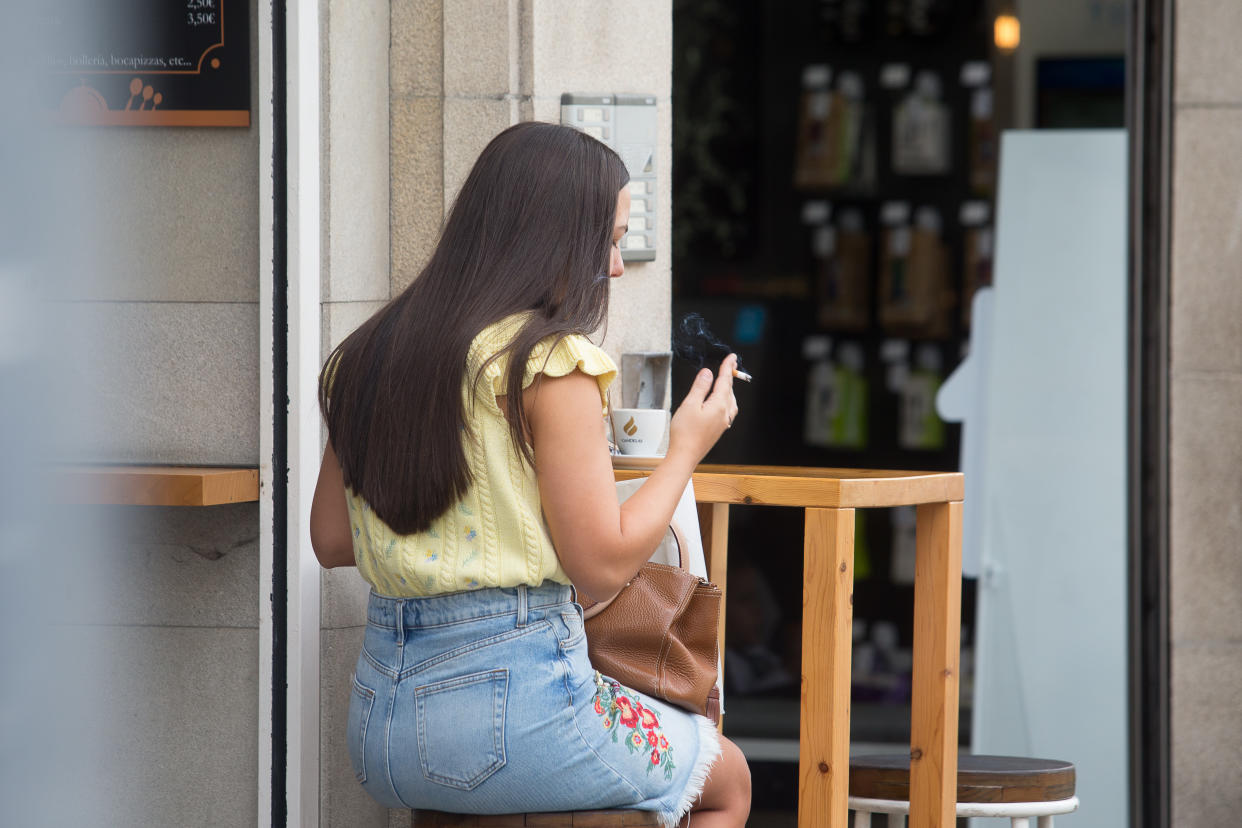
319 122 630 534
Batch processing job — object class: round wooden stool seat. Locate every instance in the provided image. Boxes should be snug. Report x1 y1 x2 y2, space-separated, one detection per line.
412 809 660 826
849 754 1076 803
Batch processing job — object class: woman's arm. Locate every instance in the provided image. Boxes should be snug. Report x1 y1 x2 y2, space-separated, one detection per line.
310 441 357 568
530 354 738 603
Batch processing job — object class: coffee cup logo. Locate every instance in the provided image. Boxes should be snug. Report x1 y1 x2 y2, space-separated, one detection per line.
610 408 667 456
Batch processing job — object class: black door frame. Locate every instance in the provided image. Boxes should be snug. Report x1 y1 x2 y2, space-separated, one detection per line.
1127 1 1172 827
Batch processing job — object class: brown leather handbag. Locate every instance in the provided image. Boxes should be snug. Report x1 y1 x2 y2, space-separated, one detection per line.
582 521 722 723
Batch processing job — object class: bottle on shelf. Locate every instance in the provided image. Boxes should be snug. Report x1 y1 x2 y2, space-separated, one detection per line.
880 205 954 337
968 86 997 195
892 70 951 176
814 207 871 331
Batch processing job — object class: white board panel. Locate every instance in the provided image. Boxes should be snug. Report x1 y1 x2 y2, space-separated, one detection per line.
939 131 1128 827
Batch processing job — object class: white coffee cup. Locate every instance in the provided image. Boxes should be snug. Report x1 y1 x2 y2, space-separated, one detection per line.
610 407 669 456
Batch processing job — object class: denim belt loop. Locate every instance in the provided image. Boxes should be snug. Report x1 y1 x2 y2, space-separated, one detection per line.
515 583 528 627
396 599 407 647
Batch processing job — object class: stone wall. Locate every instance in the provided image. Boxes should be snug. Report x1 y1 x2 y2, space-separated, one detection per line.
1169 2 1242 824
315 2 675 824
49 1 264 824
75 504 261 826
318 0 394 823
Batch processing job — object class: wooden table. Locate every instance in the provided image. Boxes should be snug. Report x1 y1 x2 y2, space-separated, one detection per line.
615 463 964 828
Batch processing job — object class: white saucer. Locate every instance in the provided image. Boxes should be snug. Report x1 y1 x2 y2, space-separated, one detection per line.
610 453 665 469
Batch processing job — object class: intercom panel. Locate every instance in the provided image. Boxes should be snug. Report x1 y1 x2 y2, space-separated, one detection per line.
561 92 658 262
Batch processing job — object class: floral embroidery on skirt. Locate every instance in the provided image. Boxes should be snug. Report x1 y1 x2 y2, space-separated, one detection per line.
593 672 676 779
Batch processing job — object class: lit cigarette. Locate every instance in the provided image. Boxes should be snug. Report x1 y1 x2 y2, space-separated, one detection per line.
732 368 752 382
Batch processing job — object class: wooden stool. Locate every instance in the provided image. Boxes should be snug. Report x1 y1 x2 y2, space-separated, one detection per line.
412 809 659 826
848 754 1078 828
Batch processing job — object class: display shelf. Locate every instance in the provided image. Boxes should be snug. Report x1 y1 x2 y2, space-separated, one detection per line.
55 465 260 506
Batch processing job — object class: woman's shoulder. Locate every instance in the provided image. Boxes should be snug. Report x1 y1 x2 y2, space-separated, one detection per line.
469 313 616 405
529 332 617 384
527 334 616 415
470 313 614 373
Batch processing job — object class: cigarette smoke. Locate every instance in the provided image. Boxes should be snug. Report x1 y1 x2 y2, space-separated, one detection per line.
672 313 746 373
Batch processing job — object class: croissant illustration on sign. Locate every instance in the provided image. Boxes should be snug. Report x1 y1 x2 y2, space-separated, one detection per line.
43 0 249 128
623 417 639 436
124 78 164 111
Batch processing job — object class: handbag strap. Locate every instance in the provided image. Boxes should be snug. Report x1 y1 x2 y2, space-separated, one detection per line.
667 520 689 570
580 519 688 620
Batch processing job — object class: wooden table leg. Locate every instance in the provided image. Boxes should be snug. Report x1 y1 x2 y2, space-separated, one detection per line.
909 501 963 828
800 507 855 828
698 501 730 730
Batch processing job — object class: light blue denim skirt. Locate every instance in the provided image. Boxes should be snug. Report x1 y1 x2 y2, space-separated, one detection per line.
347 582 721 826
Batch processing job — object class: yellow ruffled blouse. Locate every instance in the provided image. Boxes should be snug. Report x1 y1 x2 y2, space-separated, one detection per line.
346 314 617 597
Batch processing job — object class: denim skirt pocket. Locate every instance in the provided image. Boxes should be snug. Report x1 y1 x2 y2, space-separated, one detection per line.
347 675 377 784
415 668 509 790
554 607 585 648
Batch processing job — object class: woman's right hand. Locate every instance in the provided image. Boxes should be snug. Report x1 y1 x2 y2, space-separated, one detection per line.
667 353 740 466
531 355 738 602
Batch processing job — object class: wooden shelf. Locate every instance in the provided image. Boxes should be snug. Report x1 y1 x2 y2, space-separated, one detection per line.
56 465 260 506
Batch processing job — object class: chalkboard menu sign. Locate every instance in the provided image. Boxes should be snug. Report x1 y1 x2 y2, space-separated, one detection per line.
44 0 249 127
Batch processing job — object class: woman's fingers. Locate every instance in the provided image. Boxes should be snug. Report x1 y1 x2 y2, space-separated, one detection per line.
667 354 743 462
705 354 737 405
684 367 714 407
706 354 739 428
